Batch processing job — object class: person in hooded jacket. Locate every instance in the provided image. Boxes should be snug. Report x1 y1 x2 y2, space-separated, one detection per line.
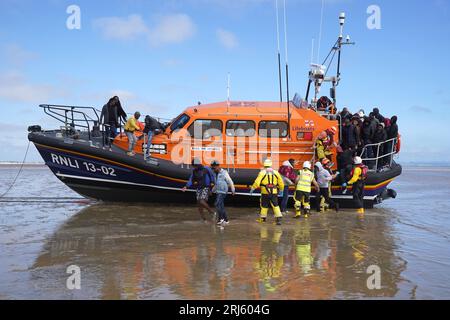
372 107 385 124
385 115 399 166
373 122 388 167
100 96 127 148
278 159 297 214
361 117 375 169
341 118 358 150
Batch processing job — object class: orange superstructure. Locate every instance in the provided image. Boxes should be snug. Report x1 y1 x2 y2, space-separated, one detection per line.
114 101 339 170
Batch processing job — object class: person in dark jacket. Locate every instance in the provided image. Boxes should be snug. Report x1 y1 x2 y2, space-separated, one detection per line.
372 107 385 124
182 158 216 222
341 118 358 150
368 112 379 137
337 147 355 185
361 117 375 168
373 122 387 167
385 116 399 166
100 96 127 148
143 115 163 157
351 117 362 151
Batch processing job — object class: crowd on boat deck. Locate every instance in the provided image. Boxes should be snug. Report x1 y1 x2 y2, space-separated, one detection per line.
317 105 399 171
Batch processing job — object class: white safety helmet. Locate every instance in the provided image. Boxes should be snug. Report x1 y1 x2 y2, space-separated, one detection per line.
303 161 312 169
263 158 273 168
354 156 363 165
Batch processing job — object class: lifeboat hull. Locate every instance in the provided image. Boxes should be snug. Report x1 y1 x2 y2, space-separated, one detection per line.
29 132 401 209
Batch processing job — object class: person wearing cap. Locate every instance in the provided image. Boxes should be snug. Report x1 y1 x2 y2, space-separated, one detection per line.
182 158 216 222
294 161 319 218
315 160 340 213
124 111 142 156
250 159 285 225
342 156 367 214
211 161 235 226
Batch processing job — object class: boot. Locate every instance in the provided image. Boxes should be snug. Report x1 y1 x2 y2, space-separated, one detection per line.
275 217 282 226
335 203 340 213
304 209 310 218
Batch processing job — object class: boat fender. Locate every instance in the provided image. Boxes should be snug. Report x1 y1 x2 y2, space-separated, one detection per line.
396 134 401 154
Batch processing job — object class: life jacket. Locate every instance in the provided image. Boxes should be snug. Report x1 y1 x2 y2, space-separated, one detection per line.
296 169 314 192
351 164 368 181
261 170 279 195
192 167 213 188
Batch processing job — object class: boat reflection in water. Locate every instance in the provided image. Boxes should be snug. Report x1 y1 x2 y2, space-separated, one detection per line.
31 205 405 299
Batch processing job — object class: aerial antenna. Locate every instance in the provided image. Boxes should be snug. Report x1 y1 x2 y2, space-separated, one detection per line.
283 0 291 139
275 0 283 102
317 0 325 63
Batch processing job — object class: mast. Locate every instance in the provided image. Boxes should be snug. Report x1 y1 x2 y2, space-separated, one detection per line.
283 0 291 139
305 12 354 110
275 0 283 102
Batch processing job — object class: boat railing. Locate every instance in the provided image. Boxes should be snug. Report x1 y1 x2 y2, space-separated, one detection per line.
359 137 398 170
40 104 101 141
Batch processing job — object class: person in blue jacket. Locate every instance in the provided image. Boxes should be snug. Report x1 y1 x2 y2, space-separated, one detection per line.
182 158 216 222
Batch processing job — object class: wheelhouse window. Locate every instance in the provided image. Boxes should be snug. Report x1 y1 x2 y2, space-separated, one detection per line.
226 120 256 137
170 113 190 132
259 121 288 138
188 119 223 139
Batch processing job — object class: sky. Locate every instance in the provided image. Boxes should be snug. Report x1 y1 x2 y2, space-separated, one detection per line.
0 0 449 163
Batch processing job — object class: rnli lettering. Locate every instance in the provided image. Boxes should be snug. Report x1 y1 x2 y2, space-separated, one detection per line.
51 153 79 169
50 153 117 177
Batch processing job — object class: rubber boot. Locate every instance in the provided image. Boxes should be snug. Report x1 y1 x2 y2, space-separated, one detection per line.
304 209 310 218
275 217 282 226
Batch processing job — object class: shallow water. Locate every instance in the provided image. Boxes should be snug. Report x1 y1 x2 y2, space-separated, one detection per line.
0 166 449 299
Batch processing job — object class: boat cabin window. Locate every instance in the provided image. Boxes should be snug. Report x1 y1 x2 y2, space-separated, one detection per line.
188 119 223 139
226 120 256 137
170 113 190 132
258 121 288 138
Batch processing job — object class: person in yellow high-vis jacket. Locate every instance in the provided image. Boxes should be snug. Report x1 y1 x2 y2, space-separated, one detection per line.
294 161 319 218
250 159 285 225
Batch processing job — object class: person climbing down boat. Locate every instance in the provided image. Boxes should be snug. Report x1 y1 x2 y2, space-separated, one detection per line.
250 159 284 226
124 112 141 156
294 161 319 218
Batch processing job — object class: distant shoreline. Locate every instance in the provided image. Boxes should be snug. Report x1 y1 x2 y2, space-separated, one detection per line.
0 163 46 168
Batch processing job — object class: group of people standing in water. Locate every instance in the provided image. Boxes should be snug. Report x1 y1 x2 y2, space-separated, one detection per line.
181 153 367 227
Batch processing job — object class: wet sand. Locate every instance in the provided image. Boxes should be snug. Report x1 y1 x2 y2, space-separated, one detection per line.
0 166 449 299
